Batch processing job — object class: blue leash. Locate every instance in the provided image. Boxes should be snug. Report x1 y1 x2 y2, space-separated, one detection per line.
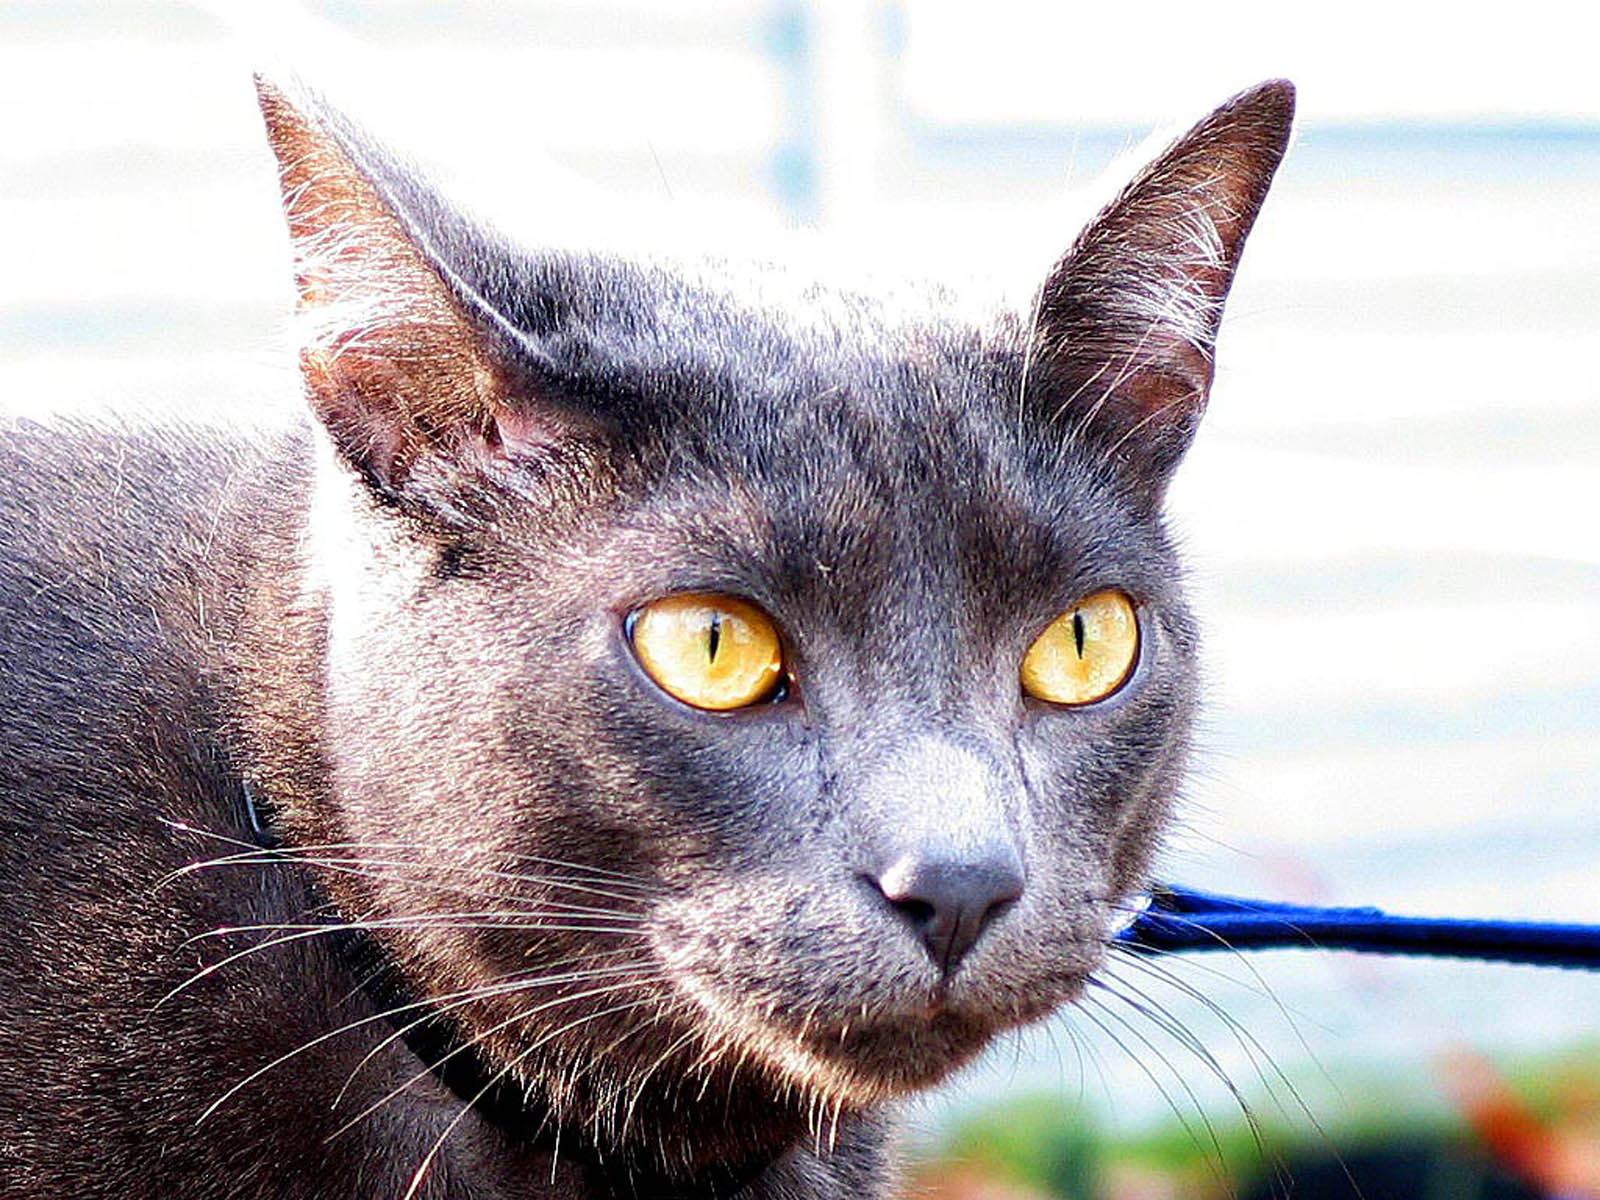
1117 885 1600 971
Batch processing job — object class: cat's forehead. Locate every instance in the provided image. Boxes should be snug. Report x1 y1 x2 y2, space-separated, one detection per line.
598 372 1158 632
493 247 1017 396
508 253 1157 584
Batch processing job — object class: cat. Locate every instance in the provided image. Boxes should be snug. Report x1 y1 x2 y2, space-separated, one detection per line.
0 76 1292 1199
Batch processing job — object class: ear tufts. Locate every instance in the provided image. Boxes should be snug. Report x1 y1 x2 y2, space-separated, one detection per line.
1028 79 1295 496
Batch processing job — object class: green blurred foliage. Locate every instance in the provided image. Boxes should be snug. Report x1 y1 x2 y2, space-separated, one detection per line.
917 1042 1600 1200
937 1094 1102 1198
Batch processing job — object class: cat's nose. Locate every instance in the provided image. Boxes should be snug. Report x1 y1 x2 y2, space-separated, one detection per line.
869 847 1025 975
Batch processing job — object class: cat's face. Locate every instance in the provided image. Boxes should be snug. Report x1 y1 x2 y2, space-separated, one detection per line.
254 79 1290 1139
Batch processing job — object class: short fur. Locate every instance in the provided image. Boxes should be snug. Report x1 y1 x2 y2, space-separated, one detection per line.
0 79 1292 1198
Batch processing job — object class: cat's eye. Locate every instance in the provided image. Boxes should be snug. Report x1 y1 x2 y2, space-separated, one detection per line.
1020 589 1139 706
629 594 786 711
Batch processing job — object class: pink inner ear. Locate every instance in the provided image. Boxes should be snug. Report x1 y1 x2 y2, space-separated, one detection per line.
1120 360 1210 423
301 348 413 485
1104 358 1212 456
487 404 573 463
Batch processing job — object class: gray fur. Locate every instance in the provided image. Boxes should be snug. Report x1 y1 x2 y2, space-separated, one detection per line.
0 79 1292 1198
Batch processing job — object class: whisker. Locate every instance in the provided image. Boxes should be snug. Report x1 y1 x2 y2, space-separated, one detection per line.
297 854 658 909
1109 948 1322 1110
1066 317 1166 447
160 917 647 1008
1091 975 1267 1164
195 958 638 1126
1103 949 1365 1200
398 996 662 1200
169 846 656 910
1076 994 1231 1191
1100 383 1201 460
159 822 662 893
1015 280 1047 424
332 959 657 1107
619 1022 705 1143
1107 935 1316 1019
183 910 645 948
1108 898 1342 1072
328 977 658 1142
572 995 698 1148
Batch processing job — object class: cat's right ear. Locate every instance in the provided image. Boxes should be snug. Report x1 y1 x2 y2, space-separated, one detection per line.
254 77 589 522
1026 80 1294 502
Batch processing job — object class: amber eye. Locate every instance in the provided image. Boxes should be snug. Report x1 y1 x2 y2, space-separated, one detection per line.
629 594 785 711
1020 589 1139 705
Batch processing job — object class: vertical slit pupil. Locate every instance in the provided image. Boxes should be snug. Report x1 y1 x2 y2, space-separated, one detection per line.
1072 610 1086 658
707 611 722 663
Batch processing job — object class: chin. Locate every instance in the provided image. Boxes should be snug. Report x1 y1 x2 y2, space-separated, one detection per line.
677 970 1088 1108
800 1012 999 1097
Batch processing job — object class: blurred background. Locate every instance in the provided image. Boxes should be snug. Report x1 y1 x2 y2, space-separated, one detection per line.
3 2 1597 1196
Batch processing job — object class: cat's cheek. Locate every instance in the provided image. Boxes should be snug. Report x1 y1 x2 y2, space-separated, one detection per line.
1007 622 1197 954
1095 622 1198 902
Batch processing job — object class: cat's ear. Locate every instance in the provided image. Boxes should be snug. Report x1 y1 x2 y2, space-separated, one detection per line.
1027 80 1294 498
254 77 574 519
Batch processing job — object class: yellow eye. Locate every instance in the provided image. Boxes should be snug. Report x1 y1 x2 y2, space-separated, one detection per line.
1021 589 1139 706
630 593 785 711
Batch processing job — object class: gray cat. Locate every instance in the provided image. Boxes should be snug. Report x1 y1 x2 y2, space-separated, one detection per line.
0 77 1292 1199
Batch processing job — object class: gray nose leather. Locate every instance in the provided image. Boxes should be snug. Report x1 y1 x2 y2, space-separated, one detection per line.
871 847 1025 974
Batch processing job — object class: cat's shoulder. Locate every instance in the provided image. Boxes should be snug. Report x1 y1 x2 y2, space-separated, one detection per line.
0 397 312 732
1 398 309 563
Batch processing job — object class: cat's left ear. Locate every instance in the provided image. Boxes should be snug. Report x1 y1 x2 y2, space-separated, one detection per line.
1028 80 1294 499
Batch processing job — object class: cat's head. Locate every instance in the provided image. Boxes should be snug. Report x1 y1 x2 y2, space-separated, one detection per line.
249 77 1291 1152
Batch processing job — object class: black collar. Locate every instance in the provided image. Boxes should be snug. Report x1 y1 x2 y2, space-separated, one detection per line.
242 779 773 1199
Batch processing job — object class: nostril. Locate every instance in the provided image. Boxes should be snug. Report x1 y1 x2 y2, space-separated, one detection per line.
886 895 937 929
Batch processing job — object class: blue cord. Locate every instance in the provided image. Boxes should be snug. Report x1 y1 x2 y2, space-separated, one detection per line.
1116 885 1600 971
